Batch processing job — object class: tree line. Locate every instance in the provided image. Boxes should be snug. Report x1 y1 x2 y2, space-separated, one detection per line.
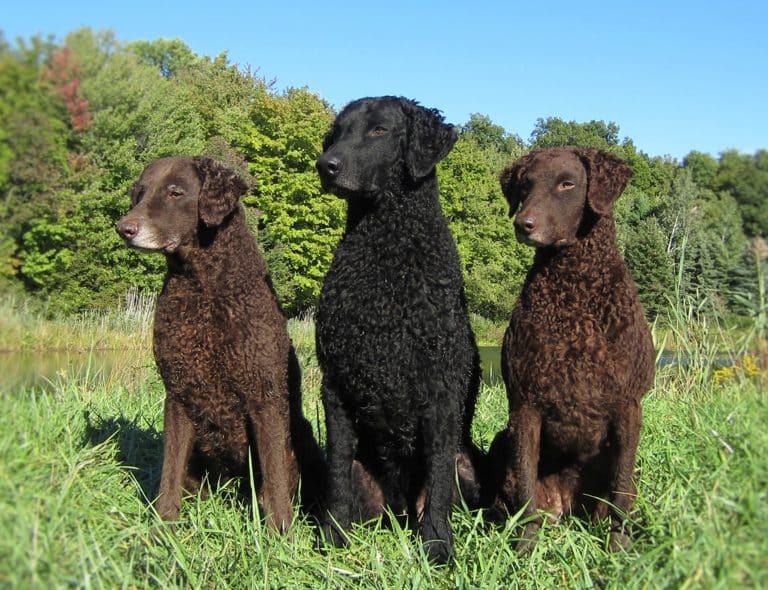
1 28 766 322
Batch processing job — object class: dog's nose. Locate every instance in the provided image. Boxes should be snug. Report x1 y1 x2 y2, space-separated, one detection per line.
317 155 343 178
116 218 139 240
516 215 537 234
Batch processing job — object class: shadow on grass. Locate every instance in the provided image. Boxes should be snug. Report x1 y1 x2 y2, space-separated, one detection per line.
83 410 164 504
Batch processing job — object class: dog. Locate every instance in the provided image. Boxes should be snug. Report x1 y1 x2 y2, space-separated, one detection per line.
315 97 482 563
488 147 655 552
116 156 324 531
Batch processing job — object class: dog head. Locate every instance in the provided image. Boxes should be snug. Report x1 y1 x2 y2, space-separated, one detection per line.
499 148 632 248
116 156 248 254
316 96 457 198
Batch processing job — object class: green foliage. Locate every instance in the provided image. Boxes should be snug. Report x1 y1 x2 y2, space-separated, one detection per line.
530 117 622 149
438 130 530 320
712 149 768 237
461 113 524 155
173 51 264 144
622 216 674 316
683 149 719 188
128 37 199 78
652 169 749 312
240 85 344 314
0 28 763 323
8 30 209 313
728 238 768 341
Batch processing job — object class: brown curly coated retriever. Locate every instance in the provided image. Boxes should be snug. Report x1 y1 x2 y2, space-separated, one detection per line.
488 147 655 552
116 156 323 531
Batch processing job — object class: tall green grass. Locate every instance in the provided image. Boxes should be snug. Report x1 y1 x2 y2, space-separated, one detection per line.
0 289 154 352
1 306 766 588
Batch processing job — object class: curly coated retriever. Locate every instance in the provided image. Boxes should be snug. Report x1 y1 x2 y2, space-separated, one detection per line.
315 96 482 563
116 156 324 531
488 148 655 552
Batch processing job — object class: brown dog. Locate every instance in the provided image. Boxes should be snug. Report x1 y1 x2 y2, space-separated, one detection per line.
116 156 323 531
488 148 655 551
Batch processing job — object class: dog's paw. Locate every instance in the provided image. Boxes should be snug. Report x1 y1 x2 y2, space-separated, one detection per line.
609 529 632 552
423 538 453 565
321 521 349 549
515 521 540 554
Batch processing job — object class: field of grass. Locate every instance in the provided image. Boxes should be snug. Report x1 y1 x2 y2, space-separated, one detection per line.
0 300 766 588
0 292 154 352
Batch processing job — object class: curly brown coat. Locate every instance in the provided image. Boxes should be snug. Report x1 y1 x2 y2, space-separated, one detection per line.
487 148 655 552
116 156 324 532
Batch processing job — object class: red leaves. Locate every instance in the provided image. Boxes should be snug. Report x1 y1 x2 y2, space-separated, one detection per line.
43 47 92 131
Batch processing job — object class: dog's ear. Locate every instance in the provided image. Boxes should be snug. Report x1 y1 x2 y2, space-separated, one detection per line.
575 149 633 215
499 153 535 217
401 100 458 180
193 156 248 226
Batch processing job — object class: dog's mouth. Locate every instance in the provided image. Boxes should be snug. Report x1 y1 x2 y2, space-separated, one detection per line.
121 235 178 254
320 179 377 201
515 229 574 249
161 240 179 253
515 228 549 248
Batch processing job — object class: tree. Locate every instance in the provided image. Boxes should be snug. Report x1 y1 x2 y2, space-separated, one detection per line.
530 117 621 150
652 168 748 311
13 30 209 312
713 150 768 237
438 130 530 320
622 216 675 317
128 38 198 78
683 150 718 188
239 86 342 314
0 34 70 291
43 46 92 131
461 113 523 155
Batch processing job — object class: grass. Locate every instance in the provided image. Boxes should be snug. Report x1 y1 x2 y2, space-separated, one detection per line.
1 312 766 589
0 290 154 352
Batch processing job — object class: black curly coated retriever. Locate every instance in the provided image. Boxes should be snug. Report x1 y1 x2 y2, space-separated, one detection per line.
116 156 324 531
488 148 655 552
315 97 482 563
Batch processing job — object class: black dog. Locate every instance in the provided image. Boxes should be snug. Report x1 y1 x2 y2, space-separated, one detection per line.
315 97 481 563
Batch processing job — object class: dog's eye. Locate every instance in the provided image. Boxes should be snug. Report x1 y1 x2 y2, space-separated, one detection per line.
559 181 576 190
131 186 144 205
167 184 185 198
372 126 388 137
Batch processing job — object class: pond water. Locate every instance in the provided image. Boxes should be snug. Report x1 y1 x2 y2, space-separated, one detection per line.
1 346 734 394
478 346 504 384
477 346 735 385
0 350 150 394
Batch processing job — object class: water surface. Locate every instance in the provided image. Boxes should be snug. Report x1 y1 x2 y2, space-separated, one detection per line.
0 350 150 394
1 346 734 395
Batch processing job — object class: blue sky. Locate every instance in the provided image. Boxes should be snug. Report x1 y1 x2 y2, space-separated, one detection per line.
4 1 766 160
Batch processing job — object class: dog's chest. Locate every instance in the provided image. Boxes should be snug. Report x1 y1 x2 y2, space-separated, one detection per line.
318 233 457 356
316 217 470 421
504 279 613 401
153 287 250 438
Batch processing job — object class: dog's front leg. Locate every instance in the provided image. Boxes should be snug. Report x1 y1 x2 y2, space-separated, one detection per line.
418 402 459 564
509 401 542 553
248 391 297 534
321 377 356 547
606 399 641 551
156 396 195 521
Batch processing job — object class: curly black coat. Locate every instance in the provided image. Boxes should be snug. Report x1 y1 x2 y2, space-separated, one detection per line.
487 148 655 552
116 156 324 531
315 97 481 563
